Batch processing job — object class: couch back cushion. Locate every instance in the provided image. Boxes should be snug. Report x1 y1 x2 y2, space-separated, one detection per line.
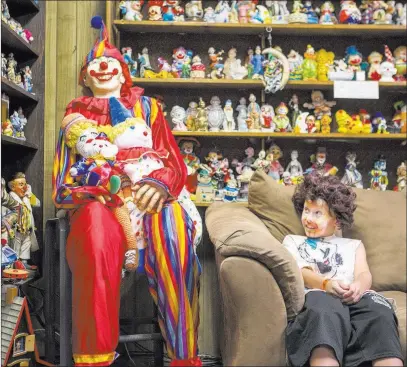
248 171 406 292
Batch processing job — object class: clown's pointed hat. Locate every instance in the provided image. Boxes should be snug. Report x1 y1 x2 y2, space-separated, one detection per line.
79 16 133 89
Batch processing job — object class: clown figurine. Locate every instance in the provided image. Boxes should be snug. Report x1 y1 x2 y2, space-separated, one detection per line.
370 155 388 191
307 147 338 176
121 47 138 77
177 137 201 196
52 16 202 367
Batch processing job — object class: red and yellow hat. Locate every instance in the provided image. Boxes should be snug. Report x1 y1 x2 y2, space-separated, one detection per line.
79 16 132 90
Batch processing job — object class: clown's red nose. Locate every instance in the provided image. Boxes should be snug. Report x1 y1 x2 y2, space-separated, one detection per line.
100 61 108 70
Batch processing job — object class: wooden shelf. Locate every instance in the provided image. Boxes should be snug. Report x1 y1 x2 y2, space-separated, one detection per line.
133 78 407 91
172 131 407 140
1 21 39 59
1 135 39 150
115 20 406 37
193 201 248 207
1 77 38 103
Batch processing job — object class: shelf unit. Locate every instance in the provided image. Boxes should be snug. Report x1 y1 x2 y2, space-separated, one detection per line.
1 1 45 253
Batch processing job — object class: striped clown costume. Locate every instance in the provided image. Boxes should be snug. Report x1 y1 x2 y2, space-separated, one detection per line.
52 16 202 367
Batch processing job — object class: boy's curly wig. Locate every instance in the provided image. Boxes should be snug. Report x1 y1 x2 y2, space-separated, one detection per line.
292 174 357 229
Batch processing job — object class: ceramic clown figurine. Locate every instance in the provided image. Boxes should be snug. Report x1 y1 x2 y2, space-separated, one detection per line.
266 143 284 181
370 155 388 191
341 151 363 189
177 137 201 197
307 147 338 176
52 16 202 367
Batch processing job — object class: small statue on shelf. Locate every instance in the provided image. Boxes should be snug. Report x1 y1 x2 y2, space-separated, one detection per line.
266 143 284 181
288 0 308 23
22 66 33 93
260 103 275 131
1 0 10 22
370 155 388 191
162 0 185 22
286 150 304 183
379 45 397 82
8 172 40 265
341 151 363 189
2 118 13 136
223 178 239 202
119 0 144 21
7 53 17 83
319 1 338 24
207 96 225 132
185 0 204 21
287 49 304 81
15 73 24 89
195 98 208 131
339 0 361 24
289 94 302 129
236 96 248 132
186 101 198 131
392 101 406 134
320 114 332 134
367 51 384 80
395 161 406 193
172 47 192 78
122 47 138 77
10 110 26 140
223 99 235 131
205 150 228 195
246 93 261 131
303 0 319 23
302 44 318 81
170 105 187 131
307 147 338 176
394 45 406 81
214 0 231 23
148 0 163 21
223 47 248 80
251 46 265 79
249 4 272 24
268 0 290 23
1 53 7 77
195 165 216 203
178 137 201 196
316 49 335 81
251 150 270 173
273 102 292 132
208 47 224 79
138 47 153 78
395 3 406 25
372 112 389 134
190 55 206 79
203 6 216 22
303 90 336 120
344 45 368 80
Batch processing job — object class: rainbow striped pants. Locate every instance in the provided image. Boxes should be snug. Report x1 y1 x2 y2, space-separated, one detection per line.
144 201 201 360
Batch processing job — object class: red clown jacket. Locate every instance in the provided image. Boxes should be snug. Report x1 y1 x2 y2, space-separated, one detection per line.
52 87 187 208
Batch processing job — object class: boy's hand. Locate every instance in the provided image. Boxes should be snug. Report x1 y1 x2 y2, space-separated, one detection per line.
326 280 349 298
342 281 362 305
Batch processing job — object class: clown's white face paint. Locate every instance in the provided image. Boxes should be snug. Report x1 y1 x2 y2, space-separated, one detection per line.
84 56 125 98
301 198 337 238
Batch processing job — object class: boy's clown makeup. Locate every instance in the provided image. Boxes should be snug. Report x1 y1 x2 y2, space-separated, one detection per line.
302 198 337 238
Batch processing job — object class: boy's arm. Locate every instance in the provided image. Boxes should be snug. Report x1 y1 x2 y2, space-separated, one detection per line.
343 242 372 304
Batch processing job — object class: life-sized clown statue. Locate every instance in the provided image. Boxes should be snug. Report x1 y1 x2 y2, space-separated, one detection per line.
52 16 202 367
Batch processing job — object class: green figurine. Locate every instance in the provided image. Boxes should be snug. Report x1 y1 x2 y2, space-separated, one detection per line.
302 44 318 81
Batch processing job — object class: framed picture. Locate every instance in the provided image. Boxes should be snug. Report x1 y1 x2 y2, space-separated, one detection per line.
12 333 28 357
1 93 9 124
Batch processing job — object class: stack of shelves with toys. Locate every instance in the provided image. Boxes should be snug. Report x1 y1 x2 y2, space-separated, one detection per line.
106 0 406 209
1 0 45 260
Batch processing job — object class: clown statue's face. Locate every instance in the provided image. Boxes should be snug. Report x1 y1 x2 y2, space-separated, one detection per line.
302 198 337 238
84 56 125 98
9 176 28 198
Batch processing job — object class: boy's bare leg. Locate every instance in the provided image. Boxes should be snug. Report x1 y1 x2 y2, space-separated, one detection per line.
310 346 339 367
373 357 403 366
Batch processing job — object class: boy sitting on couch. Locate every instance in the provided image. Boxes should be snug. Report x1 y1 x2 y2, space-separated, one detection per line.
283 174 404 367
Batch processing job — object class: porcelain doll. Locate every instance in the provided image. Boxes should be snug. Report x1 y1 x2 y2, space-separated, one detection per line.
223 47 248 80
119 0 144 21
138 47 153 78
287 49 304 80
359 109 373 132
288 0 308 23
236 97 248 132
177 137 201 195
344 46 368 78
273 102 291 132
1 53 7 77
1 0 10 22
302 44 318 81
266 144 284 181
303 0 319 23
236 0 253 23
15 74 24 89
242 146 256 167
195 165 216 202
319 1 337 24
195 98 208 131
247 93 261 131
148 0 163 20
245 47 254 79
251 45 265 79
260 104 275 131
170 105 187 131
307 147 338 176
236 165 254 201
392 101 406 133
289 94 302 129
367 51 383 80
306 114 318 133
203 6 216 22
316 49 335 81
223 100 236 131
185 0 204 20
269 1 290 23
122 47 138 77
360 0 374 23
10 110 26 140
205 151 228 192
223 178 239 202
7 173 40 265
250 4 272 24
208 47 224 77
286 150 303 178
379 59 397 81
393 46 406 81
162 0 184 21
339 0 361 23
371 112 389 134
207 96 225 132
190 55 206 79
251 150 270 172
341 152 363 189
7 53 17 83
395 2 406 25
371 0 389 23
304 91 336 120
186 101 198 130
395 162 406 193
172 47 192 78
214 0 231 23
370 155 388 191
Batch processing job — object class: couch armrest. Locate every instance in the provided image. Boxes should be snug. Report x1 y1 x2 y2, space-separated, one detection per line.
206 203 305 320
218 256 287 366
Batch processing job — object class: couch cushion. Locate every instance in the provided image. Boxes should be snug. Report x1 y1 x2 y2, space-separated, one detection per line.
379 291 406 359
248 171 407 292
206 203 305 320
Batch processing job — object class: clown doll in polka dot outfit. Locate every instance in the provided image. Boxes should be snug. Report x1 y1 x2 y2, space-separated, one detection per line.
108 102 202 272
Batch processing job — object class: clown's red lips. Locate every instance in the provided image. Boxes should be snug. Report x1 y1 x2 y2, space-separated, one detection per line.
89 68 119 82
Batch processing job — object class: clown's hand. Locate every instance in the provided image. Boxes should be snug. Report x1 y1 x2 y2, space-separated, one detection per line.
69 167 79 177
132 182 168 214
94 195 112 205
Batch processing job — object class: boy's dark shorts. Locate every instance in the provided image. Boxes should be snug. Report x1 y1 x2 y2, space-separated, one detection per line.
286 291 404 367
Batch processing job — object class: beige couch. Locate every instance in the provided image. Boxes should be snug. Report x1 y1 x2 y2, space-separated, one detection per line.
206 171 406 366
